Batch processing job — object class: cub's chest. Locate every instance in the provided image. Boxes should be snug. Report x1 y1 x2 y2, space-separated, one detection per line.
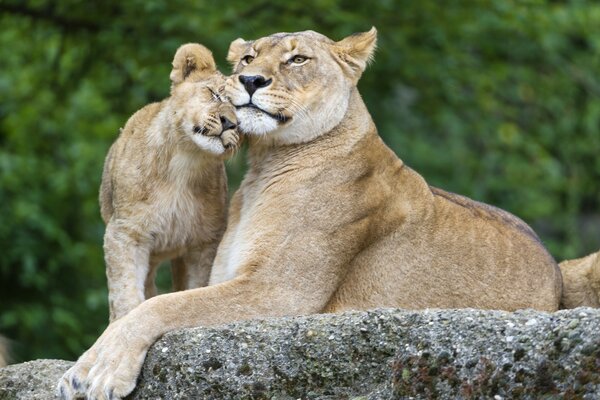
150 153 224 247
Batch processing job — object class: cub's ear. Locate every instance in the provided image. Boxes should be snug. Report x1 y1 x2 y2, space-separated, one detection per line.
333 27 377 84
227 38 250 68
170 43 217 86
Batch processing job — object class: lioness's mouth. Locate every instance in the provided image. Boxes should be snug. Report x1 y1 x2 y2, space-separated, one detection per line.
236 104 290 123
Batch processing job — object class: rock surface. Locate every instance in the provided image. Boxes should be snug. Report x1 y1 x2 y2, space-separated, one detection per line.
1 308 599 399
0 359 73 400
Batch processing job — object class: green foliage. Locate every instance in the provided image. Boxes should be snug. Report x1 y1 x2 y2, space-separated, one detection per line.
1 0 598 362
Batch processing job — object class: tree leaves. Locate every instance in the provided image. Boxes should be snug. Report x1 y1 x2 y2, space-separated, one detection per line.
0 0 598 362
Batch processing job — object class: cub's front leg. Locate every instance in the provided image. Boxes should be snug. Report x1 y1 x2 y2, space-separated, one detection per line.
104 220 152 322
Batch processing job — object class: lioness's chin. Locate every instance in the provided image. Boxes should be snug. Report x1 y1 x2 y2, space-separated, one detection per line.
235 107 280 135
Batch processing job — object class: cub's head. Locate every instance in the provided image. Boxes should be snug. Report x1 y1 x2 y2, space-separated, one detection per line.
169 43 238 155
225 28 377 145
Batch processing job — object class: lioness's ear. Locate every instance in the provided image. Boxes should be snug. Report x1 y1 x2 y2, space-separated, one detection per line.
170 43 217 86
333 27 377 84
227 38 249 67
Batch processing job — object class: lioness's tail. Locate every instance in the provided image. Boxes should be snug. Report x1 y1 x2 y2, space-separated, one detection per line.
559 250 600 309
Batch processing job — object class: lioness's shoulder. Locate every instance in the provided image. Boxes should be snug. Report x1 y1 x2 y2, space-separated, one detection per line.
430 186 540 242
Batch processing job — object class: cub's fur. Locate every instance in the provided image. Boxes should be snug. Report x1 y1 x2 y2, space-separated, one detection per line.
560 250 600 308
60 29 563 399
0 336 7 368
99 43 239 322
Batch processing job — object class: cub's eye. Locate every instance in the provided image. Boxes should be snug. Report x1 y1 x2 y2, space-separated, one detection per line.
208 87 222 102
241 55 254 65
288 55 309 65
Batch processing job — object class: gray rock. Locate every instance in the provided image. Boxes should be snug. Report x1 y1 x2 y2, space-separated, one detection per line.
0 359 73 399
1 308 599 399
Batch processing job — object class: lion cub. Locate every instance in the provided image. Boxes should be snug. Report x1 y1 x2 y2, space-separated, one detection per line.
100 43 239 322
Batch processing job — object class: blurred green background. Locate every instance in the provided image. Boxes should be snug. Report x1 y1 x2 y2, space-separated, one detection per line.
1 0 599 363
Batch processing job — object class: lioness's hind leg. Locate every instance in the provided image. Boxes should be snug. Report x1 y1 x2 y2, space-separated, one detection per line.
171 246 216 291
104 222 151 322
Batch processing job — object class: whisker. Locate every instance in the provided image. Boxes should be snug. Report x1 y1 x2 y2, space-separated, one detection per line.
286 98 311 122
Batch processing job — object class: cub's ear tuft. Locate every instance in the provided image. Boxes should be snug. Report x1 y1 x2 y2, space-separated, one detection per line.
333 27 378 84
227 38 250 68
170 43 217 86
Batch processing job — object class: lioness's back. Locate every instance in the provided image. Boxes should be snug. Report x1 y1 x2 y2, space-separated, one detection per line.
421 185 561 310
324 139 561 313
430 187 542 242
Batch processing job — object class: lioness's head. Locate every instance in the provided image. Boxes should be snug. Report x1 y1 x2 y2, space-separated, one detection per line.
169 43 238 155
225 28 377 145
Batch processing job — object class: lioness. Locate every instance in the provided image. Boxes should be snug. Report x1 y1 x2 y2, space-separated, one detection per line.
100 43 239 321
58 29 561 399
559 250 600 308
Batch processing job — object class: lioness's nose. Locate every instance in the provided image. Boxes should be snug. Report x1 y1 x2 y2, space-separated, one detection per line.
239 75 272 96
220 116 237 132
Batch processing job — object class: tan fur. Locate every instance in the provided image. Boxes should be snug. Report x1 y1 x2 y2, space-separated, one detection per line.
0 336 8 368
99 43 239 322
58 29 562 399
559 251 600 308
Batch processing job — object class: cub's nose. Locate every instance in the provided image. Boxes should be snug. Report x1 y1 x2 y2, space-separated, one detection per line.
239 75 272 96
220 116 237 132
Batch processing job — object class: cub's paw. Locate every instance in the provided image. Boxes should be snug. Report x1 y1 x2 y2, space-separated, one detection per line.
221 129 240 150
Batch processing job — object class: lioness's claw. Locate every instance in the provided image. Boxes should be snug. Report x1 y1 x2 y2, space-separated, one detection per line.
56 382 68 400
58 365 88 399
57 372 82 399
58 359 137 399
71 377 82 391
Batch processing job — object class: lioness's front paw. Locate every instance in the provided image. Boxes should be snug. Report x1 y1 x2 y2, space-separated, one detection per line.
57 347 97 399
57 318 150 400
221 129 240 149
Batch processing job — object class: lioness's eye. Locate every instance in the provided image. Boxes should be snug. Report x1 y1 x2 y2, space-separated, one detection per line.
289 55 309 65
241 55 254 65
